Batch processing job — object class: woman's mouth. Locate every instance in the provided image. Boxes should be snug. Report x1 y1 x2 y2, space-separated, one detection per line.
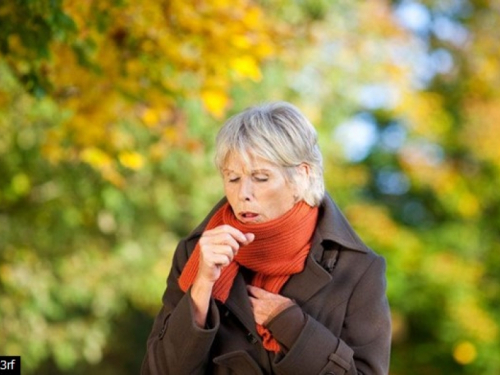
239 212 260 223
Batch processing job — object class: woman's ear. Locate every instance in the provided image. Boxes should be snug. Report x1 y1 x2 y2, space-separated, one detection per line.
298 163 310 180
294 163 310 200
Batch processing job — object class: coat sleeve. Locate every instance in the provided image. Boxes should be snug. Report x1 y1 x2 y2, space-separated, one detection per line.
269 255 391 375
140 238 220 375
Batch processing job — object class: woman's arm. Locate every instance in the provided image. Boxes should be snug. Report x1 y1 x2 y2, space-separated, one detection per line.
141 239 220 375
141 225 254 375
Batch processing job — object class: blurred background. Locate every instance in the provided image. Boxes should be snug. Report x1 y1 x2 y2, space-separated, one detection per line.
1 0 499 374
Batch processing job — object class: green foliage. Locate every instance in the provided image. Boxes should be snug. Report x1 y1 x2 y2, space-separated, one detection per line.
0 0 76 96
0 62 221 373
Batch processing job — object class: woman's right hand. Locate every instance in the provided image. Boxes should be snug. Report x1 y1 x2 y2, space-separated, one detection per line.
195 225 255 285
190 225 254 327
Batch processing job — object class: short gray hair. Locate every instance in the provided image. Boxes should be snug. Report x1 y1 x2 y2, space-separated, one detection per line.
215 101 324 206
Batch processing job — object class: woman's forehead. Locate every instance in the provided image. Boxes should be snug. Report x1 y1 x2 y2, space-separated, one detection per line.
223 151 278 172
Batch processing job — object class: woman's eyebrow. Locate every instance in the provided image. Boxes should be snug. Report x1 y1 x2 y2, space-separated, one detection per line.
222 167 271 175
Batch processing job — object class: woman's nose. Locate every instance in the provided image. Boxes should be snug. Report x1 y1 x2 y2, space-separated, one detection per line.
238 178 253 201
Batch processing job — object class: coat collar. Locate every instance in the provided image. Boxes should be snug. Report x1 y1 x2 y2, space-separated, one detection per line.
313 193 369 254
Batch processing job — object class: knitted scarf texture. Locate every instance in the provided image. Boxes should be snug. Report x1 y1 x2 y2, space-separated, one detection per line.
178 201 319 352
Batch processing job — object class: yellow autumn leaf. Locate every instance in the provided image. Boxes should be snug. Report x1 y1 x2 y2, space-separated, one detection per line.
230 35 252 50
396 92 452 142
201 89 229 118
141 108 160 127
81 147 112 168
211 0 232 7
453 341 477 365
126 59 144 75
119 151 145 170
253 41 275 58
230 56 262 81
242 7 262 28
454 296 498 343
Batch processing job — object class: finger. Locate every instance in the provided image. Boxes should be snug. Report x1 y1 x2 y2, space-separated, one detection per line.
201 233 241 253
244 233 255 244
214 244 238 259
247 285 268 298
248 296 261 313
210 225 254 246
210 253 233 267
205 244 236 260
200 233 242 258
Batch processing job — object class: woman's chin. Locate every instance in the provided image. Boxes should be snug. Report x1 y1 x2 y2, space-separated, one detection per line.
238 215 262 224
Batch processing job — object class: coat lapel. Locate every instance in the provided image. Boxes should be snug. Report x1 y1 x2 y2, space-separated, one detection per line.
280 244 332 305
224 271 259 337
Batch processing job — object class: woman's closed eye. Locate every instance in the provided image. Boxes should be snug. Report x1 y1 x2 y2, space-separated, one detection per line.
252 174 268 182
225 172 269 183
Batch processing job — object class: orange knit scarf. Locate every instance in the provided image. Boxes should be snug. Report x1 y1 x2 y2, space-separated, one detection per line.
179 201 319 352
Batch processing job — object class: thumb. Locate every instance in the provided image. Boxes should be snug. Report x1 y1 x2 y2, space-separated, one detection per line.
244 233 255 244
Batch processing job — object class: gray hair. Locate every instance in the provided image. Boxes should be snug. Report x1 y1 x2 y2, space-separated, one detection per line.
215 101 324 207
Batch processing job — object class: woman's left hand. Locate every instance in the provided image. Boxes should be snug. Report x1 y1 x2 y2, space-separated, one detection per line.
247 285 295 326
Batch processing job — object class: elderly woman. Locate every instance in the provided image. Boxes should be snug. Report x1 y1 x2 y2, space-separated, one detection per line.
141 102 391 375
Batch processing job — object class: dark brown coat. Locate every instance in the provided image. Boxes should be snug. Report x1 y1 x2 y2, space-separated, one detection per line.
141 195 391 374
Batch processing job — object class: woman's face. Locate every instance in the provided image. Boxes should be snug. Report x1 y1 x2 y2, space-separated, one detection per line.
222 152 300 224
